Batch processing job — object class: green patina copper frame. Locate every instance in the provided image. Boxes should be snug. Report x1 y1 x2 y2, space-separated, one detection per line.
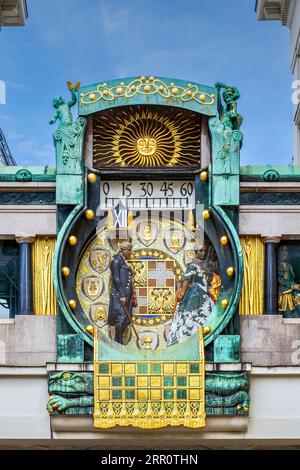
53 76 244 351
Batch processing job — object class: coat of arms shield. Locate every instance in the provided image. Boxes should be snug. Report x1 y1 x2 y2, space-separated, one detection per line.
163 228 185 254
82 276 103 300
137 221 158 247
89 249 110 274
138 331 159 350
90 304 107 327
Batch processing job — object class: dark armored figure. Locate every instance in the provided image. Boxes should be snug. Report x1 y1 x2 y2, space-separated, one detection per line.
108 241 137 344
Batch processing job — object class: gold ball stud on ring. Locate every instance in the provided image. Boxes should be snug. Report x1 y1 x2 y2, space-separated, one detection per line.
220 235 228 246
221 299 229 309
203 326 211 335
68 235 77 246
86 325 95 335
202 210 210 220
68 299 77 309
199 171 208 182
61 267 70 277
87 173 97 183
226 267 235 277
85 209 95 220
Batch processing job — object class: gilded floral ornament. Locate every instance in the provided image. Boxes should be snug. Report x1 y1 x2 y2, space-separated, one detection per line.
80 76 215 107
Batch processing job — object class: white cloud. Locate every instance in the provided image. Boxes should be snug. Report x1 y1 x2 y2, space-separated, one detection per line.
8 132 26 140
18 138 54 162
99 1 130 36
6 82 30 91
0 114 11 122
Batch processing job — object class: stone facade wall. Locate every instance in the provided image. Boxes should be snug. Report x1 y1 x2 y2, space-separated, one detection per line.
1 367 300 448
0 316 300 447
239 204 300 237
0 316 56 366
240 315 300 366
1 314 300 368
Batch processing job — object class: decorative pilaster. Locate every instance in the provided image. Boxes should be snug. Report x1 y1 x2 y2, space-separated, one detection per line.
209 84 243 206
50 82 86 206
262 236 281 315
16 237 35 315
239 236 265 315
32 237 57 316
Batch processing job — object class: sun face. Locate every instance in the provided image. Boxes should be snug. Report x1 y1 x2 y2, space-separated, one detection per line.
136 137 157 156
93 105 201 168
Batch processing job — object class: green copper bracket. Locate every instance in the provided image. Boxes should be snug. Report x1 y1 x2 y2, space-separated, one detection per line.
53 204 94 346
203 206 244 347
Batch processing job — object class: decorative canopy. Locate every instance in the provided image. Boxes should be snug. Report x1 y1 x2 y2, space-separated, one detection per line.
78 76 217 117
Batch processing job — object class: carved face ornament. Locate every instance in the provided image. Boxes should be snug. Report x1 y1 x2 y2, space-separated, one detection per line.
136 137 157 156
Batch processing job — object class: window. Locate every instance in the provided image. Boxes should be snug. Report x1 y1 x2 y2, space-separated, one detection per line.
0 241 18 318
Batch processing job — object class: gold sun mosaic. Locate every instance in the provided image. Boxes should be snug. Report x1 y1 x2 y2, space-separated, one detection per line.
92 105 201 169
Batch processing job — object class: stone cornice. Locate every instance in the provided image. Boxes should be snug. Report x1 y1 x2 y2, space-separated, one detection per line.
240 181 300 192
16 236 35 244
0 182 55 191
240 204 300 212
262 236 281 244
0 205 56 213
0 0 28 28
256 0 295 26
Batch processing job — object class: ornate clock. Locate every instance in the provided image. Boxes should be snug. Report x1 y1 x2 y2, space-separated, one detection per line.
50 76 246 428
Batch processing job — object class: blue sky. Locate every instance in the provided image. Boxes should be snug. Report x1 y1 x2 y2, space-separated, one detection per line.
0 0 292 167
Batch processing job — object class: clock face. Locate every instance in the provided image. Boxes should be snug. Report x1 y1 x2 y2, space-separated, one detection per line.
57 165 240 350
57 101 241 350
75 212 218 350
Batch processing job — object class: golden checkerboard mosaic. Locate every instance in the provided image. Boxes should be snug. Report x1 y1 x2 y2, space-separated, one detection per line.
94 360 206 429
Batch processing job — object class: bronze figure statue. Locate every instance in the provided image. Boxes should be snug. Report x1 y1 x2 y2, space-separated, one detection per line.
108 241 137 344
